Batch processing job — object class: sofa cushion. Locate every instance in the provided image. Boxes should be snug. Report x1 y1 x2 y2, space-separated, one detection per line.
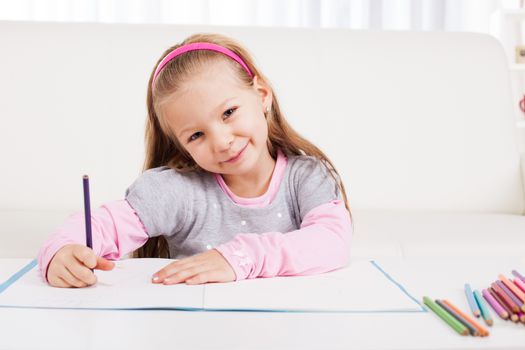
0 22 522 214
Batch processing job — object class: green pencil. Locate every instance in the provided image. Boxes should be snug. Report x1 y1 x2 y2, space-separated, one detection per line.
423 296 469 335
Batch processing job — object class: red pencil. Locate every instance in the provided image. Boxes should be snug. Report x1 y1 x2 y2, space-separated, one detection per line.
491 282 520 314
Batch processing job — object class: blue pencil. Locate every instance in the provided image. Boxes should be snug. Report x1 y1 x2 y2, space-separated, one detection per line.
474 289 494 326
465 283 480 317
83 175 93 249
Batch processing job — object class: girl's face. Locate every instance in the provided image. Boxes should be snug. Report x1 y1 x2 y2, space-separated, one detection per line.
162 60 273 179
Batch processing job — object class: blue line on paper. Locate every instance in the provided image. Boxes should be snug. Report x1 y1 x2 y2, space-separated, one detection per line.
370 260 426 312
0 259 37 294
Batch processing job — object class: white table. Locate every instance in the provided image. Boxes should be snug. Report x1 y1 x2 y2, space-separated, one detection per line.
1 257 524 350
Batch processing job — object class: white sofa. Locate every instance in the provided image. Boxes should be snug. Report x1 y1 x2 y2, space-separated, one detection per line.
0 21 524 259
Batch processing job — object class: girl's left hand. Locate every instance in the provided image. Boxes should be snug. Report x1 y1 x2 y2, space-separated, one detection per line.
152 249 236 285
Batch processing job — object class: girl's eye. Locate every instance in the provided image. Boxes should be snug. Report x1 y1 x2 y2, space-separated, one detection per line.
189 131 203 142
223 107 237 119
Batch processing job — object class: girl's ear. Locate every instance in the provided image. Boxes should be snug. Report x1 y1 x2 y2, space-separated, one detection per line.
253 75 273 112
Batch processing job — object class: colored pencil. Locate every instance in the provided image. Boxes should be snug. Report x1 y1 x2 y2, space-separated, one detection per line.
83 175 93 249
499 274 525 304
492 282 520 314
474 290 494 326
442 299 489 336
464 283 480 317
512 270 525 283
497 280 525 312
483 288 508 320
423 296 469 335
519 312 525 324
489 287 518 322
514 277 525 294
437 300 478 336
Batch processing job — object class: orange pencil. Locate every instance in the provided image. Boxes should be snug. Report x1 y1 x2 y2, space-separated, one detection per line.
443 300 489 337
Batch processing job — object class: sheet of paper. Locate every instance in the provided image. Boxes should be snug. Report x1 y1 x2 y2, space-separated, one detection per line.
0 258 204 309
0 258 422 312
204 259 423 312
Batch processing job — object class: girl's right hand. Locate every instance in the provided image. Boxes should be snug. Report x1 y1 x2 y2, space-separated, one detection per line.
46 244 115 288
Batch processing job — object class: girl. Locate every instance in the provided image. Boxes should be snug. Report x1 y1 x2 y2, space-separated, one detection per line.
38 33 352 288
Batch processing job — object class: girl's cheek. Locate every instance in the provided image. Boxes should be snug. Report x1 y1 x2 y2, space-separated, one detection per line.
237 114 257 131
186 147 202 162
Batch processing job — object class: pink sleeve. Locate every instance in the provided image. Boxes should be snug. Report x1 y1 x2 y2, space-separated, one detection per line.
37 199 149 281
215 199 352 281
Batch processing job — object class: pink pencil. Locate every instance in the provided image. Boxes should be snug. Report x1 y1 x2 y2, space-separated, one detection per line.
514 278 525 294
483 289 509 320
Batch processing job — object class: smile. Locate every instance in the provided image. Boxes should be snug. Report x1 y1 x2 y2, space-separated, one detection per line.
223 144 248 163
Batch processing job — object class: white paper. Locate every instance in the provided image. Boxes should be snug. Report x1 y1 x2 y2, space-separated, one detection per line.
0 258 422 312
0 258 203 310
204 260 422 312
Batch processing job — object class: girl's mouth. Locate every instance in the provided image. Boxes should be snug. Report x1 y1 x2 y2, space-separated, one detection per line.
224 143 248 163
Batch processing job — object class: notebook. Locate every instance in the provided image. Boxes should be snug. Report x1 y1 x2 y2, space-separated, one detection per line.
0 258 423 312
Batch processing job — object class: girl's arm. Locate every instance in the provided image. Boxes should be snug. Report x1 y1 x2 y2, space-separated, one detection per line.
215 199 352 281
37 200 149 281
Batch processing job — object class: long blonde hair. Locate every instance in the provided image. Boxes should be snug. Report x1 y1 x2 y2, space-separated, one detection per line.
134 33 351 258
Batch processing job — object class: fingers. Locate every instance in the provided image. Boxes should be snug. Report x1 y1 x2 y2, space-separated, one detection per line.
168 267 232 285
67 260 97 285
153 259 200 284
185 272 212 285
62 265 90 288
72 245 98 269
47 244 113 288
185 267 236 285
47 273 70 288
152 250 235 285
72 247 114 271
95 256 115 271
51 265 89 288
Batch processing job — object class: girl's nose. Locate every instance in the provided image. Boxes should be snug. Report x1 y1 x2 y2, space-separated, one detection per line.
211 127 233 153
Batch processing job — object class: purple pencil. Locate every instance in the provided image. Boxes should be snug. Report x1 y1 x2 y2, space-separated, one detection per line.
482 289 509 320
83 175 93 249
512 270 525 283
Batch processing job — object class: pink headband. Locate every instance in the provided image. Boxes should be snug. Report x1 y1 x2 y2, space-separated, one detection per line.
152 42 253 89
